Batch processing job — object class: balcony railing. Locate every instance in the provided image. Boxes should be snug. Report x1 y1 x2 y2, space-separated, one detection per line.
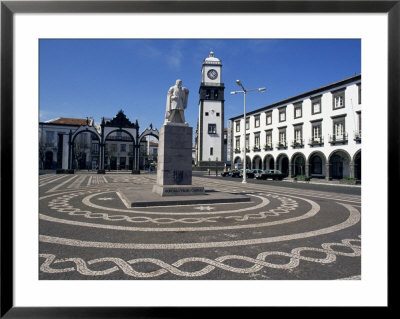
354 130 361 142
329 133 348 145
291 139 304 148
252 146 261 152
234 148 241 154
276 142 287 150
263 144 273 151
308 137 324 147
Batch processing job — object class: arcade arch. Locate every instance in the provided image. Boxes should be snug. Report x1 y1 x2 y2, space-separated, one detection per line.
276 153 289 177
233 156 242 169
328 149 351 179
308 151 326 178
252 155 262 170
291 152 306 177
353 150 361 181
263 154 274 170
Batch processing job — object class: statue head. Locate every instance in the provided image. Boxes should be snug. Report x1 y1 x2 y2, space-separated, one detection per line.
175 79 182 87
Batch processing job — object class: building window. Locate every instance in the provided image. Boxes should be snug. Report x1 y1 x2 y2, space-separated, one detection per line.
355 112 362 141
294 104 302 119
235 121 240 132
332 117 346 141
332 91 345 110
235 136 240 151
46 131 54 144
266 112 272 125
265 132 272 148
210 147 213 156
236 121 240 132
294 127 302 143
245 134 249 150
254 115 260 128
358 84 361 104
254 133 260 150
312 99 321 115
279 130 286 145
279 109 286 122
216 112 220 117
208 124 217 134
245 118 249 130
312 123 322 142
205 112 209 116
120 144 126 152
91 143 99 153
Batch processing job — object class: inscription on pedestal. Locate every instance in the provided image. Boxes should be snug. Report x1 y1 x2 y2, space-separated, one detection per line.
164 187 204 194
152 184 205 196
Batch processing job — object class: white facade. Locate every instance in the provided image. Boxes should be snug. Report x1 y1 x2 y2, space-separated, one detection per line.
229 75 362 180
201 100 223 161
39 119 94 170
197 52 225 165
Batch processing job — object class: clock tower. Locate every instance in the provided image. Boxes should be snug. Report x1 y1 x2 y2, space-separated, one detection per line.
197 52 225 168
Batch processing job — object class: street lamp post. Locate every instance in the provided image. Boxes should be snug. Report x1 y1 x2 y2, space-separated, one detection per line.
231 80 266 184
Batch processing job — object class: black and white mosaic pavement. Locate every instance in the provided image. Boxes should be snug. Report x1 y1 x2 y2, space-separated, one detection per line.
39 173 361 280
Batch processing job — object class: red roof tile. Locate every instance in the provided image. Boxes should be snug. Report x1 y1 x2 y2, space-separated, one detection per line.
47 118 93 125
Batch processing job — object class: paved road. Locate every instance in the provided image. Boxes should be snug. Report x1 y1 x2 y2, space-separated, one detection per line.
39 173 361 280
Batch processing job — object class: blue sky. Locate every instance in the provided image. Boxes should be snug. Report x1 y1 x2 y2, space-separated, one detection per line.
39 39 360 136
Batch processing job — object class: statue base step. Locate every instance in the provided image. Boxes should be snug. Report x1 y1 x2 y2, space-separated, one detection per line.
118 185 250 207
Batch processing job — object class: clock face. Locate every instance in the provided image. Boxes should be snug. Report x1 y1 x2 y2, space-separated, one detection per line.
207 69 218 80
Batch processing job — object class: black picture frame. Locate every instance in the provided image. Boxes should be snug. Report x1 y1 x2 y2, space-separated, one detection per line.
1 1 395 317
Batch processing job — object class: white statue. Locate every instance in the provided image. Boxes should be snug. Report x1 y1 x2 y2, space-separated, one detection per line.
165 79 189 125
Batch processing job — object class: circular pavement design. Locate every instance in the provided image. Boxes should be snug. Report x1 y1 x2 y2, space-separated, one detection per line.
39 174 361 280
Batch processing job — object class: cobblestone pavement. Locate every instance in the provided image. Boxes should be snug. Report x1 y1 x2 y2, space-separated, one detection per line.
39 173 361 280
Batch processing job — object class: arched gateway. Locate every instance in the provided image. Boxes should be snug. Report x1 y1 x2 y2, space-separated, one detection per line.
63 110 158 174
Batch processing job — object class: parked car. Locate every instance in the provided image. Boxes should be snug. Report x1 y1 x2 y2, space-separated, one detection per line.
238 169 255 179
231 169 242 178
259 169 285 180
251 169 264 179
221 169 235 177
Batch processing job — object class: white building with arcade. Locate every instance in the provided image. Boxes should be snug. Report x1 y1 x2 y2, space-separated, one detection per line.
228 74 362 181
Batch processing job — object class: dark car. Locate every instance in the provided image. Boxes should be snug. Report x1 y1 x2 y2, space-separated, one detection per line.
238 169 255 179
221 169 234 177
231 169 242 178
251 169 264 179
259 169 285 180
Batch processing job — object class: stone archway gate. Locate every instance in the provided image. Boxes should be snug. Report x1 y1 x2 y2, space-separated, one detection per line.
60 111 159 174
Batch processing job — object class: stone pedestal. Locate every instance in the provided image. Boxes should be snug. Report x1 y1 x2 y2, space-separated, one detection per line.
153 123 204 196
